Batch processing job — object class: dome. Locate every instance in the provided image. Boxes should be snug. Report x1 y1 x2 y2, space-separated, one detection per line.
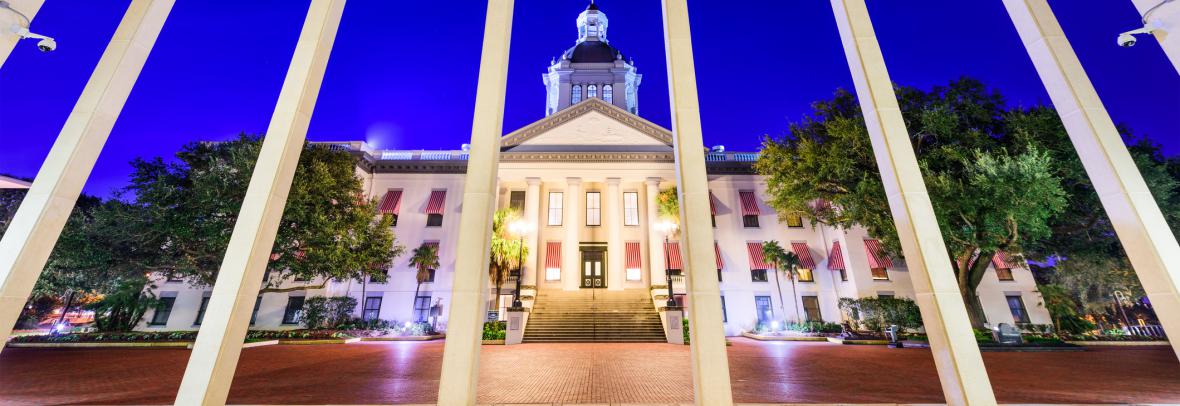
563 41 623 63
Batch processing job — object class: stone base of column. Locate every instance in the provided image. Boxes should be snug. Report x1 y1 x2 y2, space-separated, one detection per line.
660 307 685 345
504 308 529 345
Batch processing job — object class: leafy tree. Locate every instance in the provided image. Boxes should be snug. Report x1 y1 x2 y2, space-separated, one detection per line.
838 296 923 333
657 187 679 222
121 135 402 292
1037 283 1095 335
85 276 157 332
407 242 440 320
488 208 527 306
761 241 802 322
757 78 1068 327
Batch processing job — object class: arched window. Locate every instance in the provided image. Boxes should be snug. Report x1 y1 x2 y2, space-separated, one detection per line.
571 85 582 103
603 85 613 103
587 84 598 99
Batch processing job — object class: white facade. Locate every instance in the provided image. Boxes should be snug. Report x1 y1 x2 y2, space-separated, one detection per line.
136 3 1049 336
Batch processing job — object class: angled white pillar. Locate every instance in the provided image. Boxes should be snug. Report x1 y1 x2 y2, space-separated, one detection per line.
1005 0 1180 359
645 177 665 284
173 1 344 404
435 0 513 404
0 0 44 69
659 1 733 404
830 0 998 404
1132 0 1180 74
523 177 541 285
606 177 623 290
0 0 173 355
563 177 582 290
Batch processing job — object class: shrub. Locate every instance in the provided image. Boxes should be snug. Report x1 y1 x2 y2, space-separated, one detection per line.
838 297 922 332
683 317 690 344
302 296 358 329
973 328 995 343
482 321 506 340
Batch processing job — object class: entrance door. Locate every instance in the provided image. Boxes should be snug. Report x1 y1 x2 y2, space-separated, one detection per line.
581 250 605 288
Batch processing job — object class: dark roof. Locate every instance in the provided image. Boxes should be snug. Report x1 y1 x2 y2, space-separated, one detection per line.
563 41 622 63
587 1 598 11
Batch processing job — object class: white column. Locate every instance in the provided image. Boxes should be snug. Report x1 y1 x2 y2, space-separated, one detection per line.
1005 0 1180 360
606 177 623 290
0 0 174 355
173 2 342 404
1133 0 1180 74
0 0 44 68
523 177 541 285
435 1 514 404
831 1 997 404
645 177 665 284
660 1 732 404
563 177 582 291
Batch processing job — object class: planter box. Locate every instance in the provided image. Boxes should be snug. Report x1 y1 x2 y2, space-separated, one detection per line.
277 337 360 345
1067 340 1170 346
361 334 445 342
242 340 279 348
7 341 192 349
827 337 888 345
481 339 505 345
741 332 828 342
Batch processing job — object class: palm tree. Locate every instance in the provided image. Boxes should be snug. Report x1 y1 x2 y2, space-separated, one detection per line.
763 241 802 323
407 243 440 321
488 208 527 310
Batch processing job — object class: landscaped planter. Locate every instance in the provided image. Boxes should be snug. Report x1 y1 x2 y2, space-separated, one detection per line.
741 331 829 342
6 341 192 349
481 339 505 345
361 334 445 342
277 337 361 345
1066 340 1169 346
826 337 888 345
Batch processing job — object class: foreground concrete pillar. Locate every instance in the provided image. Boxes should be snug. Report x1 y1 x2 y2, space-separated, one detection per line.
523 177 541 285
830 1 997 404
0 0 173 355
0 0 44 69
173 1 344 404
1132 0 1180 74
1005 0 1180 359
435 1 513 404
659 1 733 404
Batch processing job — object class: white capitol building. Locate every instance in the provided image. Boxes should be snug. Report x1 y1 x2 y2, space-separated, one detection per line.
137 3 1049 338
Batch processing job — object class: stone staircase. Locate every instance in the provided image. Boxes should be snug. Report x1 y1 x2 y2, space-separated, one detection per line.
523 289 666 343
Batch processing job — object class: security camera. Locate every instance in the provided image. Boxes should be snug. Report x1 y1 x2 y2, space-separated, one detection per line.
13 27 56 52
1117 27 1153 47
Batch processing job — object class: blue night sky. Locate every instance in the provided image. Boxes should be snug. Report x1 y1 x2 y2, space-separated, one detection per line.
1 1 1177 196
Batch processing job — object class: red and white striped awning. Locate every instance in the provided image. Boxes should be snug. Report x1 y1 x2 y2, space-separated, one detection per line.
378 190 402 215
709 191 718 215
544 242 562 269
791 242 817 269
425 190 447 215
424 241 439 252
992 250 1017 269
665 242 684 270
864 239 893 268
747 242 770 269
739 191 760 216
625 242 642 269
828 241 845 270
714 242 724 270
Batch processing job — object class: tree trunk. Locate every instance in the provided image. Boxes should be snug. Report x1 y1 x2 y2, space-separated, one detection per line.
492 264 504 314
790 272 801 323
773 268 786 318
955 250 991 329
411 282 422 322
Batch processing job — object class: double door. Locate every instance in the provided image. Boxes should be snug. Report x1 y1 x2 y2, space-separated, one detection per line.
581 250 605 288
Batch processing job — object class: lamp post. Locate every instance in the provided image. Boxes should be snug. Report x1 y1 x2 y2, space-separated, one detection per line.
656 221 679 308
508 220 531 308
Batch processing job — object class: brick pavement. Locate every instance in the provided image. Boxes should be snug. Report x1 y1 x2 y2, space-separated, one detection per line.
0 338 1177 405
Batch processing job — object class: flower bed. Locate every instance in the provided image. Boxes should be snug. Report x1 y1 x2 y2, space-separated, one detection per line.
8 329 353 344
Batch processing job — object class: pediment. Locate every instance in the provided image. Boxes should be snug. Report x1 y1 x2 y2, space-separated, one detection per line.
502 98 673 151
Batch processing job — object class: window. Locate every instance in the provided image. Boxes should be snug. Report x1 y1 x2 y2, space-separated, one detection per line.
194 296 210 325
509 190 526 212
572 85 582 103
603 84 613 103
720 296 727 322
786 213 804 228
877 293 895 299
755 296 773 323
871 267 889 280
797 268 814 282
585 192 601 226
718 269 723 282
751 269 768 282
363 296 382 321
712 214 717 228
623 192 639 225
743 215 760 228
547 192 563 226
249 295 262 325
426 214 443 227
282 296 305 325
995 266 1014 281
802 296 822 322
1007 295 1030 324
414 295 432 322
838 268 848 282
150 297 175 326
587 84 598 98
